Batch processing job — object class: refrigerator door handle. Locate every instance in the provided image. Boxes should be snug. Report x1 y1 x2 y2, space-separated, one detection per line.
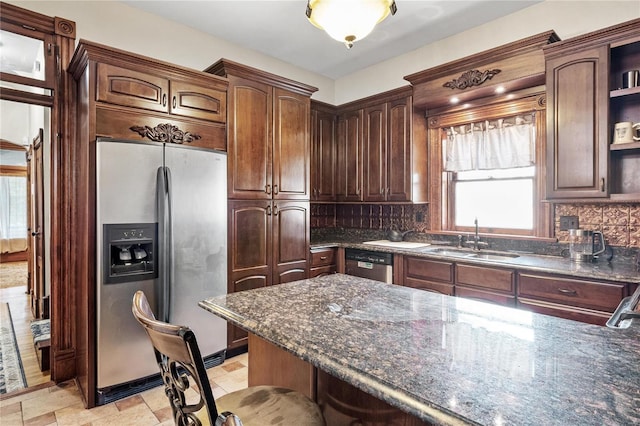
156 166 173 322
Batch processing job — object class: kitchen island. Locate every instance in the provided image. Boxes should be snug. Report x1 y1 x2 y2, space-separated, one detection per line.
199 274 640 426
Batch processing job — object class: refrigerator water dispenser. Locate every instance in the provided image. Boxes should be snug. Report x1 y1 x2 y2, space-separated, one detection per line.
103 223 158 284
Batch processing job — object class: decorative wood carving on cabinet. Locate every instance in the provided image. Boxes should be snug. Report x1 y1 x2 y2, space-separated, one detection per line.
206 59 317 350
544 18 640 201
68 40 228 407
405 31 559 113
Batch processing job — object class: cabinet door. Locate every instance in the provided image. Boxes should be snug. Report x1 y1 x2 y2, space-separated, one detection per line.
337 110 363 202
546 46 609 198
228 200 271 349
96 63 169 113
363 104 387 202
273 88 310 199
403 256 455 295
311 109 336 201
387 97 412 202
227 76 272 199
272 201 310 285
169 80 226 123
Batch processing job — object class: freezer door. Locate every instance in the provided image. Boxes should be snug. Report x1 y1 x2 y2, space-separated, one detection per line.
96 140 162 389
165 145 227 357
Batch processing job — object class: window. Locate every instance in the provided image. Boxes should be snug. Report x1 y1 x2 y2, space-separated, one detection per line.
452 166 535 231
428 96 551 238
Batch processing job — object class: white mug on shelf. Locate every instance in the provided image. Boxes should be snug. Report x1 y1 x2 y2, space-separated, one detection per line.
613 121 640 144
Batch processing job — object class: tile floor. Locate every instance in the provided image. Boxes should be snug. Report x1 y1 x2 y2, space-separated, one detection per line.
0 353 249 426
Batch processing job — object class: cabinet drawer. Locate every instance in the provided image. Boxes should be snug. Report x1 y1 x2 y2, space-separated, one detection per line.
404 257 454 284
404 279 454 296
456 264 514 294
518 298 611 326
309 265 336 278
455 286 516 307
518 273 626 312
97 63 169 113
311 247 336 267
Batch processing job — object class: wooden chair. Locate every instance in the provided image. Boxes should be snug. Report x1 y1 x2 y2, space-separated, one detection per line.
132 290 325 426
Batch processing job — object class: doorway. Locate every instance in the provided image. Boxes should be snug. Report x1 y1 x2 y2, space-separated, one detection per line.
0 101 52 394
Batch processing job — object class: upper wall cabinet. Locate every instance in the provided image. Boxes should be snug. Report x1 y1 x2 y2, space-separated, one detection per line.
544 18 640 201
69 40 228 151
331 87 428 204
405 31 559 113
311 101 338 202
206 59 317 200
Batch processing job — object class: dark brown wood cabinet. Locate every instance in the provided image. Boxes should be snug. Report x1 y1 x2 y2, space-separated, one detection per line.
363 96 413 202
336 109 364 202
227 200 309 348
207 60 316 200
544 19 640 200
455 264 516 307
207 60 317 350
309 247 337 277
517 272 628 325
310 101 337 201
96 62 226 123
402 256 454 295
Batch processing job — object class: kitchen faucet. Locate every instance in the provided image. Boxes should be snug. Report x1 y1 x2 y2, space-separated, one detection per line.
465 217 489 250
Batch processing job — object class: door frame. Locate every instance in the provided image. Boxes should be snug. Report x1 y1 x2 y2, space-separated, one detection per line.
0 3 77 385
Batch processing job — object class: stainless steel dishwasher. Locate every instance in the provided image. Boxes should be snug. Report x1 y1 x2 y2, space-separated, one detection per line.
344 248 393 283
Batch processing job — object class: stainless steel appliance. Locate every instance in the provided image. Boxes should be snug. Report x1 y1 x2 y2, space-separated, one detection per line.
96 138 227 404
345 248 393 283
607 284 640 328
568 229 605 262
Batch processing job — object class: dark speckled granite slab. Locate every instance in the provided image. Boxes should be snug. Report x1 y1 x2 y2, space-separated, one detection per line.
200 274 640 426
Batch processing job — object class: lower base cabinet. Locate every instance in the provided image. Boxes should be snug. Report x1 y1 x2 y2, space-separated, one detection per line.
517 272 629 326
402 256 454 295
309 247 337 278
455 264 516 307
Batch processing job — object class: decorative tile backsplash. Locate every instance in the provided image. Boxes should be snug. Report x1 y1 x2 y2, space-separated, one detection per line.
311 203 430 232
312 202 639 248
555 203 640 248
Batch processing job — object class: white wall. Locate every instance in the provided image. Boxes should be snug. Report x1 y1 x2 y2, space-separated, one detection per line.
8 1 337 103
334 1 637 104
8 1 638 105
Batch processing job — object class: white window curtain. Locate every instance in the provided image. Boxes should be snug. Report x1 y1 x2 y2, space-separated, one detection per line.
444 113 536 172
0 175 28 253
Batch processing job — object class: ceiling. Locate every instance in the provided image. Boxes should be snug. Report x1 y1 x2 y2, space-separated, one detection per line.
123 1 542 79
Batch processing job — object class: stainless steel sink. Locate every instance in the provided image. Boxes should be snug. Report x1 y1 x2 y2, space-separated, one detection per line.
416 247 520 261
466 252 520 261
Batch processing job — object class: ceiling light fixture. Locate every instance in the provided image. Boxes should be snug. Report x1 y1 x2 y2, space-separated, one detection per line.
306 0 397 49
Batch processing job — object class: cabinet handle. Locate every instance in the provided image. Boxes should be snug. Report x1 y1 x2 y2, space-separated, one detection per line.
273 205 279 216
387 188 390 195
600 178 605 192
557 288 577 296
265 184 271 195
162 94 167 107
320 256 328 260
266 205 271 216
273 184 279 195
172 96 177 109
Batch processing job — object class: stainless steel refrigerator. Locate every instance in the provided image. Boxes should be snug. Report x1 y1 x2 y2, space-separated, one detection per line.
95 138 227 404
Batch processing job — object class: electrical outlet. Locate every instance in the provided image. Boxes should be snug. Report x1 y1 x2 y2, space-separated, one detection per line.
559 215 579 231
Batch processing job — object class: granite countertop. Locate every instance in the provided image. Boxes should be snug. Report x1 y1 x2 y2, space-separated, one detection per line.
200 274 640 426
311 239 640 284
